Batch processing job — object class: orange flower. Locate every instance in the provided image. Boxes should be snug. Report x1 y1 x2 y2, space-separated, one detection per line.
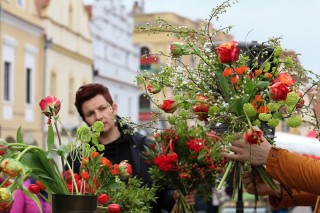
230 75 240 84
276 73 295 86
264 73 273 79
90 152 99 159
235 66 248 75
223 68 233 77
258 106 269 113
216 41 240 64
101 157 112 169
255 95 263 102
254 69 262 76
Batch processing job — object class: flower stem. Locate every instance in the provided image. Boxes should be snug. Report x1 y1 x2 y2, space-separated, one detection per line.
53 120 66 181
217 160 235 190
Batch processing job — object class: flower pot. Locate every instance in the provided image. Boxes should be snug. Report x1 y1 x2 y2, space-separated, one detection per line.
51 194 98 213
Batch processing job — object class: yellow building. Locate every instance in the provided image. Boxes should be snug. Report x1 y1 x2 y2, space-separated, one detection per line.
0 0 45 145
37 0 93 145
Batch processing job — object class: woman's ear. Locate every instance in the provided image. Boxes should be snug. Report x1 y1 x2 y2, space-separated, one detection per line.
111 103 118 115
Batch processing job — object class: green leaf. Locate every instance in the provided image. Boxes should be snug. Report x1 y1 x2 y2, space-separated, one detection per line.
57 144 69 157
16 127 23 144
215 64 230 102
47 124 55 152
256 81 270 89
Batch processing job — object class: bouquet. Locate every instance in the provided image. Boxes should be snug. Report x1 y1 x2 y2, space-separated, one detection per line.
135 0 320 206
142 127 227 212
0 95 157 213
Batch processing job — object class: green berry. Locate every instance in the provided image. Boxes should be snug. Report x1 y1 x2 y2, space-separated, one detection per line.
267 118 280 128
259 113 272 122
267 103 280 112
252 119 261 126
285 92 299 107
286 115 303 128
243 103 257 117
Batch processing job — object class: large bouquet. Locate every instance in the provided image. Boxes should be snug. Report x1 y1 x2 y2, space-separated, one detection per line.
0 96 156 213
142 127 227 212
135 0 320 208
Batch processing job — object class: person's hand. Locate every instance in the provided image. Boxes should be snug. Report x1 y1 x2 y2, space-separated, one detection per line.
243 171 281 196
223 134 272 165
173 189 196 206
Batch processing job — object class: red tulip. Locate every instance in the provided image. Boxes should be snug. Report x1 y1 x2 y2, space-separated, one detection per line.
107 204 121 213
35 180 46 191
28 184 40 194
97 193 109 204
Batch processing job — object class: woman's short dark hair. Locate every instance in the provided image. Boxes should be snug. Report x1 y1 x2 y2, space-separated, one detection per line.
75 83 113 119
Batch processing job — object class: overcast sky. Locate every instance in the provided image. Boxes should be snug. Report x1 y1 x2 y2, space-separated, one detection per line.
84 0 320 76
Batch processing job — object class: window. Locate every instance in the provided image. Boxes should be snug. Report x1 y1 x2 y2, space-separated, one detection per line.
26 67 31 104
16 0 25 8
4 61 11 101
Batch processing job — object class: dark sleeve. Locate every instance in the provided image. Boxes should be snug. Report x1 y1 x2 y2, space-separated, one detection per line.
65 155 81 174
156 189 176 212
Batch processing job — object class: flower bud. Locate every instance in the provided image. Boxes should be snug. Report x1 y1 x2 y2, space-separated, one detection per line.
161 99 178 113
39 96 61 118
118 160 132 180
170 42 185 58
1 159 23 178
98 193 109 204
28 184 40 194
0 138 8 155
0 188 12 202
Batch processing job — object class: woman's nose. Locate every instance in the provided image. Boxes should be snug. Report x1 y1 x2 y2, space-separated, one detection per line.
95 111 103 121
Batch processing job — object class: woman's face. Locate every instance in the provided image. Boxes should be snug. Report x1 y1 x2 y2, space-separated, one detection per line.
81 94 117 133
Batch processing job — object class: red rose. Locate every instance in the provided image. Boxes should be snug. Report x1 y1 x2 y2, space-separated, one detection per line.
275 73 295 86
98 193 109 204
28 184 40 194
161 99 177 113
270 82 290 101
186 138 205 153
154 155 173 171
216 41 240 64
244 126 263 144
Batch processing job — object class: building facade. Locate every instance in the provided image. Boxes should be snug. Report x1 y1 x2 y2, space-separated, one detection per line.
37 0 93 145
0 0 45 145
87 0 141 123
